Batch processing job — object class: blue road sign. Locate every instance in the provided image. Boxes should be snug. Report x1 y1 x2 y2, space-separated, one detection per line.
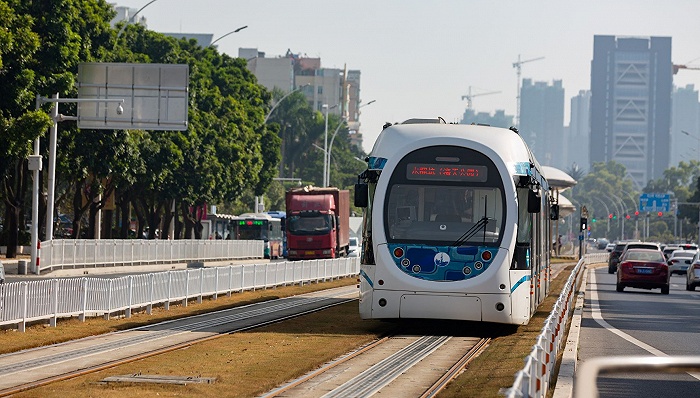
639 193 670 212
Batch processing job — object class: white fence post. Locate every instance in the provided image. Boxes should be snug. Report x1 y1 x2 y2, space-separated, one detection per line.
126 275 133 318
198 268 204 304
148 273 154 315
105 279 113 320
20 282 28 332
51 279 59 327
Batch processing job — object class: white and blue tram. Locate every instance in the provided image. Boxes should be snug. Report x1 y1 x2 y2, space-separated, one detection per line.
354 119 553 325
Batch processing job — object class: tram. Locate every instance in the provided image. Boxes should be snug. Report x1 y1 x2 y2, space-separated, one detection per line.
354 119 553 325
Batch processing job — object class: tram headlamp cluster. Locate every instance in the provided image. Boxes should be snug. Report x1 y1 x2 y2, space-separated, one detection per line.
495 303 505 311
378 298 387 307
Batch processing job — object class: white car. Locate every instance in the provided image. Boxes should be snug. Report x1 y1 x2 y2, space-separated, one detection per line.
686 252 700 290
348 237 360 257
605 243 616 252
668 250 696 275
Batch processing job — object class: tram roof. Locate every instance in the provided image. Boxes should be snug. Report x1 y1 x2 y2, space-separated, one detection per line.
370 121 537 169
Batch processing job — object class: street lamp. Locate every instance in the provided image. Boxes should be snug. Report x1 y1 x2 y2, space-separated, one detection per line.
209 26 248 47
681 130 700 241
325 99 376 186
31 95 125 274
264 83 310 123
114 0 160 48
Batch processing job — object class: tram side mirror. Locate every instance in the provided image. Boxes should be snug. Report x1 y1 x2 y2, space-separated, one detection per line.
355 183 368 208
528 189 541 213
550 204 559 220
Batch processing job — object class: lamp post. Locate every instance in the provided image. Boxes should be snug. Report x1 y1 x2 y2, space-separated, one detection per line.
114 0 160 47
681 130 700 241
209 26 248 48
264 83 310 123
31 95 125 274
325 99 376 186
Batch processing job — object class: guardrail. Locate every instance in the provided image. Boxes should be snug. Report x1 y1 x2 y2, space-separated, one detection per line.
0 257 359 332
39 239 264 273
504 252 609 398
574 356 700 398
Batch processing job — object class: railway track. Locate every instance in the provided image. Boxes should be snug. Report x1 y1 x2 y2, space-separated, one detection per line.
0 286 357 397
263 335 490 398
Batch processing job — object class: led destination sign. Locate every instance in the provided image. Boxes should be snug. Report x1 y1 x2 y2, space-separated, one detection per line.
407 163 488 182
238 220 264 226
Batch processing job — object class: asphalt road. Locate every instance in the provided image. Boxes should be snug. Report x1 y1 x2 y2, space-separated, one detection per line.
577 267 700 397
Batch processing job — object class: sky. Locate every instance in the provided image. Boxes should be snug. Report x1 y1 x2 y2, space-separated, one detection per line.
114 0 700 154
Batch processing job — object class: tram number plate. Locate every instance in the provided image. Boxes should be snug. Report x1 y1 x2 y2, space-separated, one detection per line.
636 268 653 274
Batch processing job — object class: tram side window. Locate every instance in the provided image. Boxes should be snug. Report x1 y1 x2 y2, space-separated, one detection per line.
513 187 532 270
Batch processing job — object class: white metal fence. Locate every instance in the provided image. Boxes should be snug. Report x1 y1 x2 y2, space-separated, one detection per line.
504 252 609 398
38 239 263 273
0 257 359 332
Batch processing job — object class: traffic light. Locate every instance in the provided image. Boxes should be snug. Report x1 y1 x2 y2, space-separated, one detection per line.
625 214 630 220
592 218 596 223
608 213 613 219
658 211 663 217
580 217 588 231
613 214 617 220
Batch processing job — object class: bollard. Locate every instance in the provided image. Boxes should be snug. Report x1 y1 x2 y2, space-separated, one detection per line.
18 260 27 275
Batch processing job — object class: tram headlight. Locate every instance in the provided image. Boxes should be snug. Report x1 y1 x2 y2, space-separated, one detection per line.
378 298 387 307
495 302 505 311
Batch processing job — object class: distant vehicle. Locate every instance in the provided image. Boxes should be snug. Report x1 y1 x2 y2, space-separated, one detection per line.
229 213 283 259
616 248 670 294
608 241 637 273
266 211 287 257
678 243 698 251
0 261 4 284
285 187 350 260
662 246 680 261
686 252 700 290
596 238 609 250
667 249 696 275
605 243 616 252
609 241 661 274
348 236 359 257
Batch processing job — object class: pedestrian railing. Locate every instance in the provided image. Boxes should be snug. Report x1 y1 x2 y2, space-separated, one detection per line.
0 257 359 332
39 239 263 273
503 252 609 398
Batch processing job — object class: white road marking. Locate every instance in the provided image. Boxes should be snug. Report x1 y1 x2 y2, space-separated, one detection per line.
589 269 700 380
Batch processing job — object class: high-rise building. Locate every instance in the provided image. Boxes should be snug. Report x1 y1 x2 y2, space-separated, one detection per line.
519 79 565 169
590 35 672 189
569 90 591 172
241 48 364 149
670 84 700 166
460 109 513 129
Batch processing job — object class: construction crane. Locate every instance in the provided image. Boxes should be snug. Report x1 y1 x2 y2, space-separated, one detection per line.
461 86 501 109
512 54 544 128
673 64 700 74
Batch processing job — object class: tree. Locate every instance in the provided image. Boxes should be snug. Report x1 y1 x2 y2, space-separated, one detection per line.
0 0 113 256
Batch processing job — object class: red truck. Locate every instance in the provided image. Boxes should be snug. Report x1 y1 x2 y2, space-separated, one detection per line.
285 186 350 260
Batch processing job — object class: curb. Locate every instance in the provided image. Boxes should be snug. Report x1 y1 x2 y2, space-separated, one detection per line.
552 266 589 398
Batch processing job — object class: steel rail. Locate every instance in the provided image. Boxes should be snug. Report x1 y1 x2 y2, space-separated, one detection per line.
420 337 491 398
0 294 356 397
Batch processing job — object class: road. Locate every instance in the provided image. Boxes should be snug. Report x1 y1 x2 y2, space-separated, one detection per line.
577 267 700 397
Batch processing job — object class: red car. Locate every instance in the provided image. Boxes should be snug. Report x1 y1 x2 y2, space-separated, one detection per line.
616 248 670 294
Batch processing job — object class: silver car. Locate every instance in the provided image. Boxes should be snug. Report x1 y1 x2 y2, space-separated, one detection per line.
348 237 360 257
687 252 700 291
667 250 696 275
0 261 4 284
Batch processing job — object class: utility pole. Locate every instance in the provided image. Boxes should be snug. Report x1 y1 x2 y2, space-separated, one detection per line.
512 55 544 128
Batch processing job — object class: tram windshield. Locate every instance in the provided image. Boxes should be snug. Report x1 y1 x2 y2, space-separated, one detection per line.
385 184 504 245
